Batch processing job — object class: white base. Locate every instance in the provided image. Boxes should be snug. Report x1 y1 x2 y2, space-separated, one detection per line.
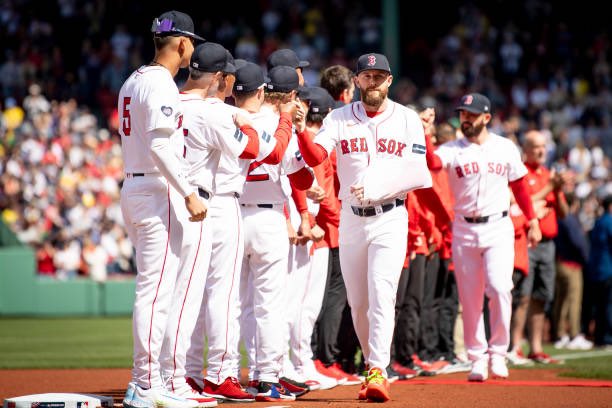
3 393 114 408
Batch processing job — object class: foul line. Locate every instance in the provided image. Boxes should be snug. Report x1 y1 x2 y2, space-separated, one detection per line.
552 348 612 361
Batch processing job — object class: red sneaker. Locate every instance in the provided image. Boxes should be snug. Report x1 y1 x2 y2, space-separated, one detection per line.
365 367 390 402
528 351 561 364
314 360 347 385
279 377 309 397
357 383 367 400
202 377 255 402
327 363 362 385
186 377 204 393
391 362 417 379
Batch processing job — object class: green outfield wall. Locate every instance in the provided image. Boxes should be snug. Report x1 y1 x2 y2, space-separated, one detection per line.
0 236 135 316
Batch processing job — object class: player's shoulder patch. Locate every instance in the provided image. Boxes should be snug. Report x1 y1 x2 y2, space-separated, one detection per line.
411 143 426 154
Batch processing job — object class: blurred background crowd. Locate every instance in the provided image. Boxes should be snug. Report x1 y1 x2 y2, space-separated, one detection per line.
0 0 609 287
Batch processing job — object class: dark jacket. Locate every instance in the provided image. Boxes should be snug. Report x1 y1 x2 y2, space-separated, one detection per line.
587 213 612 282
555 213 589 266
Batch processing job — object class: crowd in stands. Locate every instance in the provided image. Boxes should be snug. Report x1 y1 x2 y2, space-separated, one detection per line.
0 0 610 292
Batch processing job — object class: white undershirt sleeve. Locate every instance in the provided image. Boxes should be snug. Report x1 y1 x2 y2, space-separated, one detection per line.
148 128 194 198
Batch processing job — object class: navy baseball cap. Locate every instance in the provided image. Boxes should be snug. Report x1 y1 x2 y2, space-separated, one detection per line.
234 62 269 92
356 53 391 74
266 66 299 93
267 49 310 70
190 42 236 73
455 93 491 114
234 58 249 70
151 10 205 42
300 86 334 114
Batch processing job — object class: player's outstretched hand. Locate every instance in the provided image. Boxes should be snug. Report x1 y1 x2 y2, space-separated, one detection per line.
306 185 326 203
293 101 307 133
419 107 436 135
185 192 208 222
279 99 299 117
233 112 253 129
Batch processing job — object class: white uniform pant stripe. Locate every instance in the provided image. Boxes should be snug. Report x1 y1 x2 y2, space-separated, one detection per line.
339 205 407 371
452 218 514 363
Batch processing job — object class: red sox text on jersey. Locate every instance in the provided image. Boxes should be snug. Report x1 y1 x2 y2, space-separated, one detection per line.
339 137 408 157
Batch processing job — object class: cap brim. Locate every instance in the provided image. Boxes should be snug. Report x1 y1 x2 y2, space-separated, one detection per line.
224 63 236 74
298 61 310 68
191 33 206 42
455 106 486 114
356 67 391 75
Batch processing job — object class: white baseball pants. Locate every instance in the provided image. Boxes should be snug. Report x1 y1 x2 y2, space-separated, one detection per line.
338 204 408 372
452 217 514 364
240 205 289 383
185 193 244 385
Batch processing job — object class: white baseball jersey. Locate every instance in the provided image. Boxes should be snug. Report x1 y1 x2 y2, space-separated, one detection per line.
118 66 185 173
434 133 527 218
313 101 431 206
214 106 278 195
179 96 249 194
239 108 305 205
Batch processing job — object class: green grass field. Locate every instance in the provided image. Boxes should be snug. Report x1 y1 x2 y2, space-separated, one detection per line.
1 317 611 380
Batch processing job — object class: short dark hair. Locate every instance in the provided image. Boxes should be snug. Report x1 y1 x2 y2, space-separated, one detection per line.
320 65 354 100
306 111 326 124
233 88 259 104
153 35 174 50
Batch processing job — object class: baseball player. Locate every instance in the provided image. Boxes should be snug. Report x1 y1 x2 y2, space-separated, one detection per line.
183 61 300 402
170 42 258 404
296 53 432 402
424 92 542 381
238 65 313 402
282 86 339 391
118 10 214 408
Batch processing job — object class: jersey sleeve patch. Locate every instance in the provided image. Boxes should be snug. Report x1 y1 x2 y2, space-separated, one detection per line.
161 106 173 116
412 143 426 154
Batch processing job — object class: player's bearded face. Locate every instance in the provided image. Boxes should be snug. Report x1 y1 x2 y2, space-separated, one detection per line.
361 86 388 107
461 118 485 138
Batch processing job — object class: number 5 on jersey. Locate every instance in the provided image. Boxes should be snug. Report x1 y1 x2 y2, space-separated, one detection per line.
122 97 131 136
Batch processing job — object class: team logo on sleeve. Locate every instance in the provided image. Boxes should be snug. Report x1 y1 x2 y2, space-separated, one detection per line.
161 106 173 116
411 143 426 154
